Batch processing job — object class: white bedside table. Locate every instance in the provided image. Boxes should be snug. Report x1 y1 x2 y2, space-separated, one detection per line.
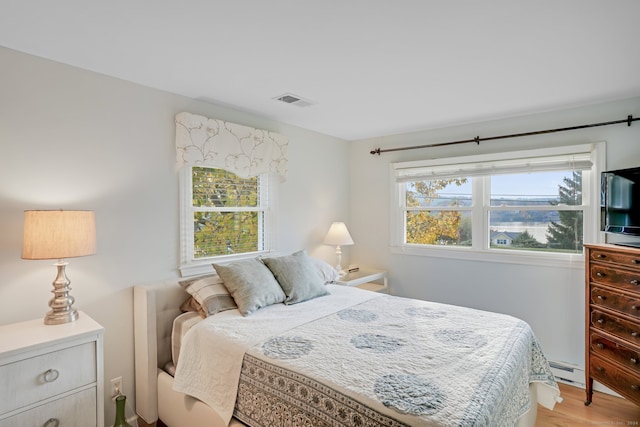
335 269 388 293
0 312 104 427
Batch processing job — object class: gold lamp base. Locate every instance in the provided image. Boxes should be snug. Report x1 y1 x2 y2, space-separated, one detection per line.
44 261 79 325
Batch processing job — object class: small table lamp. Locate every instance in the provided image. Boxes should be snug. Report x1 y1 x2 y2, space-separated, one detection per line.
323 222 354 276
22 210 96 325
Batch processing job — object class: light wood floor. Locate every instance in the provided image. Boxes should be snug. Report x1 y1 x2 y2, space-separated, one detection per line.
537 383 640 426
139 383 640 427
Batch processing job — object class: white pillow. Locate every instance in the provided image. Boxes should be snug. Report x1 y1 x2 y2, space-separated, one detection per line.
308 255 340 283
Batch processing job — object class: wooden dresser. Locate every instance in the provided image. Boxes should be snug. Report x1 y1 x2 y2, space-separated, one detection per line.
585 243 640 407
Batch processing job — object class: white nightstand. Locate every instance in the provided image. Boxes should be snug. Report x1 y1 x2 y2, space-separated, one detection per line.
0 312 104 427
335 269 389 293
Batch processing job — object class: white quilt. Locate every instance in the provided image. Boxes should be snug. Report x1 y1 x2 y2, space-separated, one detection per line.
173 285 379 424
174 285 560 426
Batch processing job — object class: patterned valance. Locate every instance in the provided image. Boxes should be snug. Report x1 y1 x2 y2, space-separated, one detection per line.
175 112 288 181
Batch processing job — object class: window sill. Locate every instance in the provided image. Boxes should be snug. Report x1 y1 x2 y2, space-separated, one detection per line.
390 244 586 269
179 250 276 277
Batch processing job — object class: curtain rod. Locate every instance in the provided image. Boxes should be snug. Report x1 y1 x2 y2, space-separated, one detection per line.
370 114 637 155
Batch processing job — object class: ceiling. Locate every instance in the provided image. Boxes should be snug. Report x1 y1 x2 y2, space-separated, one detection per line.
2 1 640 141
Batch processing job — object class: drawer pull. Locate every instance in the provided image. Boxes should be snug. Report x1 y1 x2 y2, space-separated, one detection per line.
596 343 604 349
633 305 639 310
595 366 604 372
633 259 639 264
44 418 60 427
597 295 606 300
597 318 604 324
632 357 639 364
43 368 59 383
631 279 640 286
633 332 639 338
597 254 607 259
632 385 640 391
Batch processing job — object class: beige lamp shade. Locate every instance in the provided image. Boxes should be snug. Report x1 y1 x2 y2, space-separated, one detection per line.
323 222 354 246
22 210 96 260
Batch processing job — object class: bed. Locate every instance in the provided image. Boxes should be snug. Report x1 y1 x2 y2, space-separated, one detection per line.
134 256 560 427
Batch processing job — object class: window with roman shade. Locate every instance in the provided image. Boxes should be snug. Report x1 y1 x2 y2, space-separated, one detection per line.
390 143 605 266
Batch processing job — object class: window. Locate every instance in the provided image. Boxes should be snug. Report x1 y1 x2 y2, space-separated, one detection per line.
391 143 604 265
180 166 276 275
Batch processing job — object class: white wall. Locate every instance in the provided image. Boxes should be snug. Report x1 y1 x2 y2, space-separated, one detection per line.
0 46 350 424
348 96 640 368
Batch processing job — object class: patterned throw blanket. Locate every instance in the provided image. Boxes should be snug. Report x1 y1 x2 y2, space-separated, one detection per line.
174 286 559 426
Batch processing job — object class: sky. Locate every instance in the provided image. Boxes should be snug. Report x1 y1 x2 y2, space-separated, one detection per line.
437 171 572 200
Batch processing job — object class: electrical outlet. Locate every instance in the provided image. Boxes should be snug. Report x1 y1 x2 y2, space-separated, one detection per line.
111 376 123 398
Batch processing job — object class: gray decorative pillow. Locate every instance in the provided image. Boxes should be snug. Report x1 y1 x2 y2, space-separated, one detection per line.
262 251 329 304
178 274 237 317
213 258 286 316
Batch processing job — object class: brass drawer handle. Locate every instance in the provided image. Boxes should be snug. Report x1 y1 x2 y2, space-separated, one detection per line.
596 272 606 277
43 369 59 383
44 418 60 427
597 254 607 259
597 318 605 324
596 343 605 349
597 295 606 300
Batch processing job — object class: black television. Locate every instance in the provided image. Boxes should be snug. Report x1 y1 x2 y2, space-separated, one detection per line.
601 166 640 238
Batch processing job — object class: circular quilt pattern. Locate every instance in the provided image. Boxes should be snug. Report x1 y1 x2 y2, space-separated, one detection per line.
337 308 378 323
374 374 445 415
434 328 488 348
351 333 405 353
262 336 314 359
404 306 447 319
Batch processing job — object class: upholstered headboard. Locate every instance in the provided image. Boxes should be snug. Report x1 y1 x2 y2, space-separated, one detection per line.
133 279 187 423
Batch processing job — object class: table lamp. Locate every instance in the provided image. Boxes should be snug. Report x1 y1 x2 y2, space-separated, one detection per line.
22 210 96 325
323 222 354 276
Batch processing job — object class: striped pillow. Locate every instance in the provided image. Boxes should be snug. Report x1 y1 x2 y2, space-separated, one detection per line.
179 274 237 317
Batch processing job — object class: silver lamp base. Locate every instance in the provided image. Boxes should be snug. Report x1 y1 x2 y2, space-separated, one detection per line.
44 261 79 325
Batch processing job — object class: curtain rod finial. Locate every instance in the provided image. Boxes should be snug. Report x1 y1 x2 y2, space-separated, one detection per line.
628 115 633 126
370 148 381 155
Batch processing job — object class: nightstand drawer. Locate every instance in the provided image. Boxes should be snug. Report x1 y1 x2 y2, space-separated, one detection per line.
0 387 96 427
0 342 96 415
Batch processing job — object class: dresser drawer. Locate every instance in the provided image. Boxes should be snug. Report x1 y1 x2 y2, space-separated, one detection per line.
590 355 640 404
591 286 640 319
0 387 96 427
591 310 640 346
590 265 640 294
591 333 640 375
591 249 640 269
0 342 96 415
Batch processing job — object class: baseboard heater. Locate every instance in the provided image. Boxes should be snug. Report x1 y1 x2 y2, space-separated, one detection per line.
549 360 585 387
549 360 621 397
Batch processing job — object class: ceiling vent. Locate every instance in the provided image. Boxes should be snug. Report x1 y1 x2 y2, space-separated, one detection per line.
273 93 315 107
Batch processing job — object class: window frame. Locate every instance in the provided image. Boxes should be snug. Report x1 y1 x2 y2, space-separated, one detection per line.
390 143 605 268
179 166 278 277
